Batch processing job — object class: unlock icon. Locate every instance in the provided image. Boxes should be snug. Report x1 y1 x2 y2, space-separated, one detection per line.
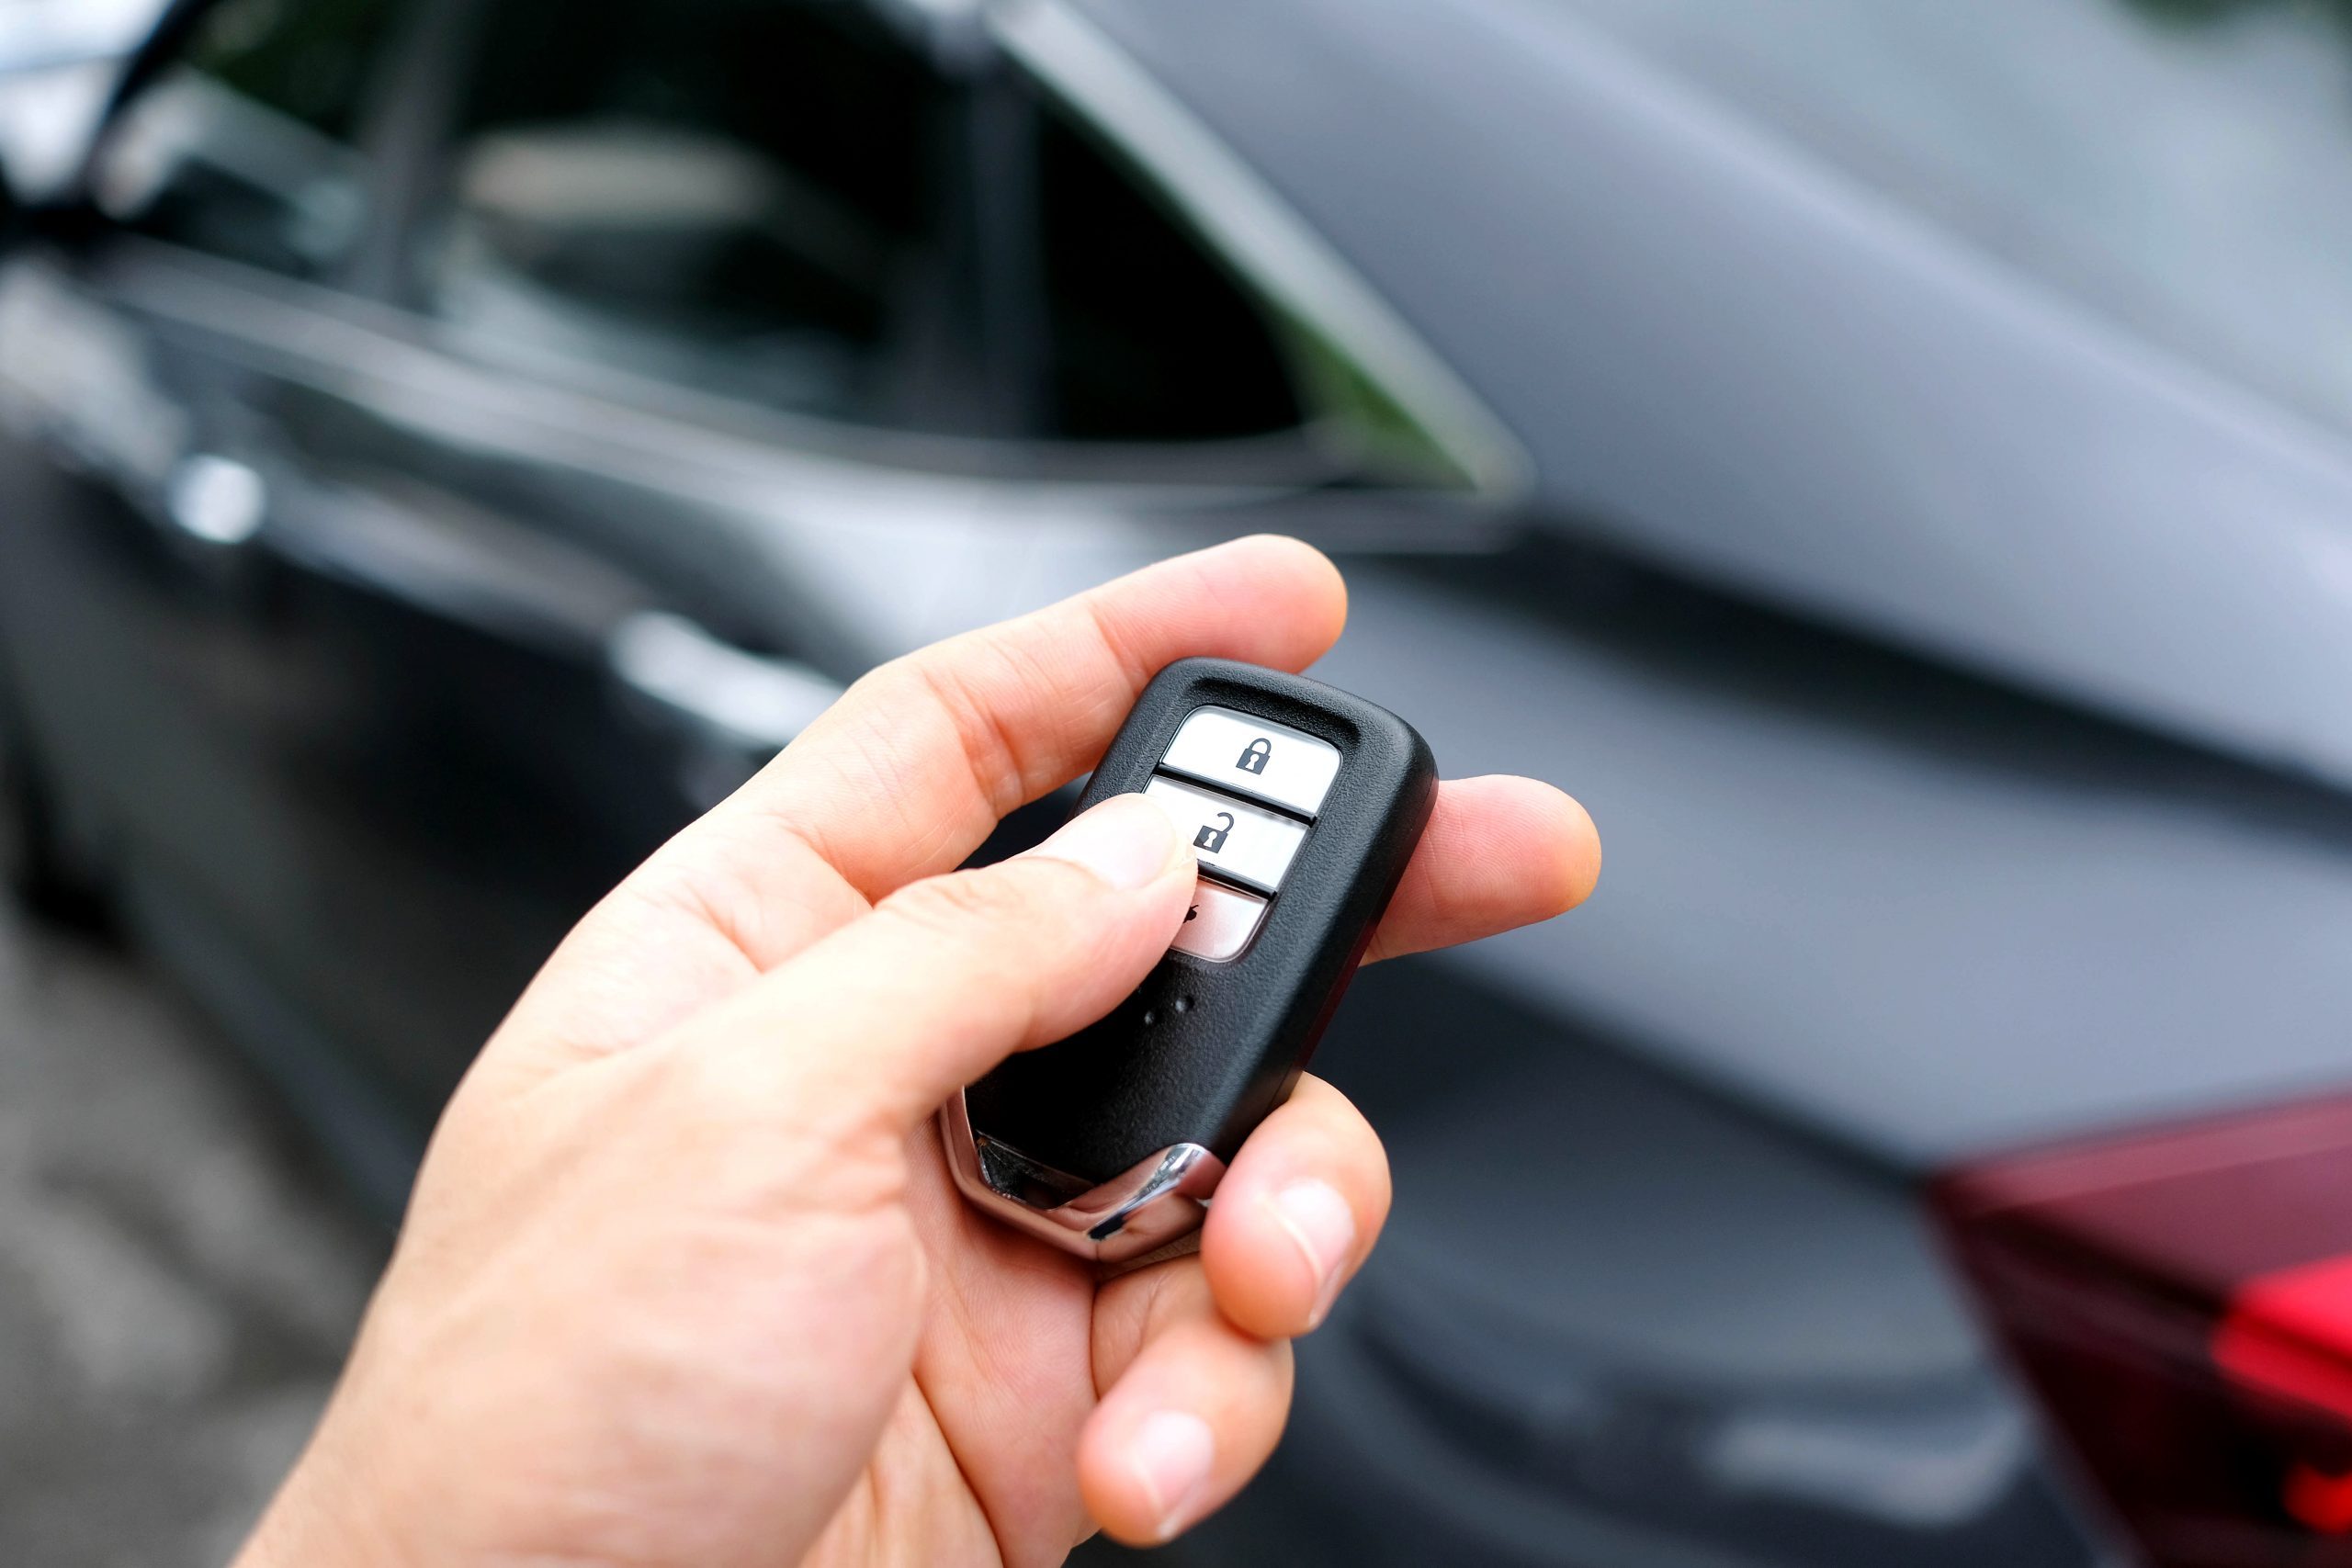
1238 738 1272 774
1193 812 1235 853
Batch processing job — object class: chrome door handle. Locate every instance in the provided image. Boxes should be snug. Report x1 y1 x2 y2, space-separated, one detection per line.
164 454 268 545
607 611 843 756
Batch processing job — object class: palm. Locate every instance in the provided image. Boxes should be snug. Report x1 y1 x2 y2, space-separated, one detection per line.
800 1140 1142 1568
521 852 1194 1567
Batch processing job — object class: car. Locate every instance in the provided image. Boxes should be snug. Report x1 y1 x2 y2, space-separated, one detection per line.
6 0 2352 1563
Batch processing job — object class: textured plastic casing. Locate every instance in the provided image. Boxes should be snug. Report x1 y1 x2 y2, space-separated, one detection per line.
962 659 1438 1184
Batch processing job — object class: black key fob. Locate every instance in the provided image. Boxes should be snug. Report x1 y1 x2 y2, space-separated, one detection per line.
942 658 1437 1260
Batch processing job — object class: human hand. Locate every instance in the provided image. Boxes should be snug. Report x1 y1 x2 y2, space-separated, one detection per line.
236 537 1600 1567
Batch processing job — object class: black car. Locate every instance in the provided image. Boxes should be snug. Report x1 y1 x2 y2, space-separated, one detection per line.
9 0 2352 1563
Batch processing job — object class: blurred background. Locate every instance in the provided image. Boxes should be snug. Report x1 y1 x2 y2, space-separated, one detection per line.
12 0 2352 1563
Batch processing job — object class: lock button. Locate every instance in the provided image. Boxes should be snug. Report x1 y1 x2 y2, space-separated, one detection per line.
1142 776 1309 894
1159 707 1340 818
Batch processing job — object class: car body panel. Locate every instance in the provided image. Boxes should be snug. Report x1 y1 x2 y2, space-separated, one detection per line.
1081 0 2352 798
0 213 1494 1163
1181 964 2094 1567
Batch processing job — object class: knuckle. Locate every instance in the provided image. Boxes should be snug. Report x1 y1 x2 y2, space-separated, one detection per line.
852 654 935 717
896 644 1032 812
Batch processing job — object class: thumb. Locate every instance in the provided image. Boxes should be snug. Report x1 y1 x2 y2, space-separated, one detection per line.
663 793 1196 1136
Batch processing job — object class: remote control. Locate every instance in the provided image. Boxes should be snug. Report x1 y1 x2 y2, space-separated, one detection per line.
942 658 1438 1261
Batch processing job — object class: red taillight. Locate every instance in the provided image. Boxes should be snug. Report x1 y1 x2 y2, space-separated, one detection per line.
1934 1092 2352 1566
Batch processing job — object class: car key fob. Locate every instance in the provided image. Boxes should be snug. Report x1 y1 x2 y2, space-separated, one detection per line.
941 657 1437 1261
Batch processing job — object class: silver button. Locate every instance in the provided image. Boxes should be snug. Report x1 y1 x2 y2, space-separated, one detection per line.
1142 776 1309 894
1171 877 1270 963
1159 706 1340 818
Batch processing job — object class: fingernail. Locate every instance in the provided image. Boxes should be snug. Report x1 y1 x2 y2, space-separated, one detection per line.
1127 1409 1215 1541
1026 795 1177 890
1268 1179 1358 1329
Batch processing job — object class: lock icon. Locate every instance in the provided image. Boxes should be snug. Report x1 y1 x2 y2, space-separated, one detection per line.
1238 738 1272 775
1193 812 1235 853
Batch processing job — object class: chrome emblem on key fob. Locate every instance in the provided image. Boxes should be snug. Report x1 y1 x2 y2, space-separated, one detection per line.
940 658 1438 1260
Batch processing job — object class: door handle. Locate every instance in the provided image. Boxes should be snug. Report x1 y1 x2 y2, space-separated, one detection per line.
164 454 268 545
607 610 843 774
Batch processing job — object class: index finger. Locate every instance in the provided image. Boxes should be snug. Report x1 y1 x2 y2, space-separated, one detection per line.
717 535 1347 906
488 537 1346 1072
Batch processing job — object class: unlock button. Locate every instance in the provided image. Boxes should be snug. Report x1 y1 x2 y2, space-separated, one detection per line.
1142 776 1309 894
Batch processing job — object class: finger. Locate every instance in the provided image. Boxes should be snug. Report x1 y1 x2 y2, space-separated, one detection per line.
1200 1076 1390 1340
1365 774 1600 964
662 794 1193 1136
1082 1264 1294 1547
683 536 1346 944
482 538 1343 1074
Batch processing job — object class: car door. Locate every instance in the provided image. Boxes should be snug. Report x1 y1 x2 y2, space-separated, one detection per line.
0 0 772 1195
0 0 1516 1203
223 0 1502 1122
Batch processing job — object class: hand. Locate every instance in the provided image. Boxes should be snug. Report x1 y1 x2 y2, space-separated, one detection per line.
237 537 1600 1568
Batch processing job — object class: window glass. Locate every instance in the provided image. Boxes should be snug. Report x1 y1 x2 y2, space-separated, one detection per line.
90 0 407 279
417 0 1462 479
1031 100 1305 444
1024 89 1473 484
423 0 956 425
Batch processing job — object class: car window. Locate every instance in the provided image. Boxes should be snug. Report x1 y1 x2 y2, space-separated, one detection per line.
1030 96 1304 444
1554 0 2352 445
87 0 412 280
419 0 963 428
414 0 1470 482
420 0 1325 451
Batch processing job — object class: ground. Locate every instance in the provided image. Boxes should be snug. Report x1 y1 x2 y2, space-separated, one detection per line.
0 904 383 1567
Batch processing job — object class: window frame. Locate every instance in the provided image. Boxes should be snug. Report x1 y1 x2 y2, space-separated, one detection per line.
989 0 1529 498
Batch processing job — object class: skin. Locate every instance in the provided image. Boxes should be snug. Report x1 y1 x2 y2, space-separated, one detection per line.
235 537 1601 1568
